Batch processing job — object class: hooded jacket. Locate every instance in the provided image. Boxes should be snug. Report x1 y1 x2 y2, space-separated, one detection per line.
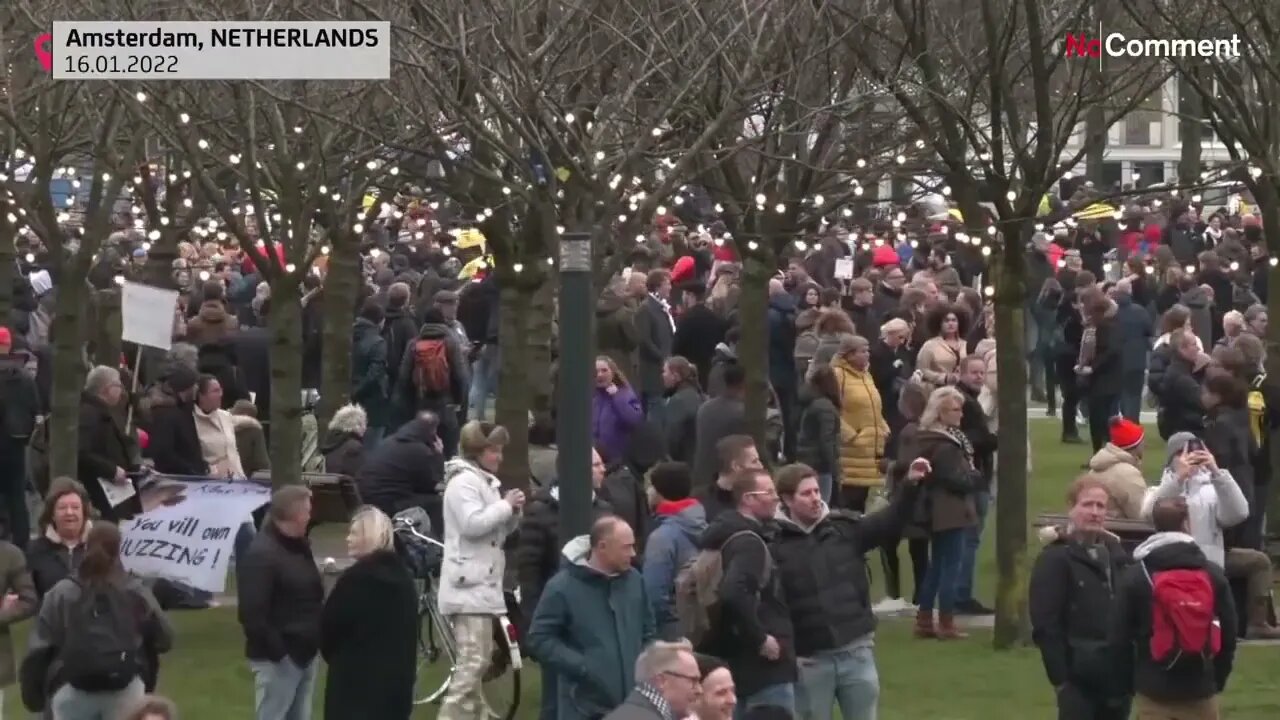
1111 532 1237 702
183 299 239 348
394 321 470 423
773 484 919 657
767 293 798 390
1141 435 1249 568
319 408 366 479
437 457 518 616
795 384 841 483
354 415 445 528
641 499 706 638
526 535 656 720
1029 532 1130 696
1086 444 1149 520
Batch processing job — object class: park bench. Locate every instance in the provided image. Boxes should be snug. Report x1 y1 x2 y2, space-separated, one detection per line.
249 471 362 524
1033 512 1276 634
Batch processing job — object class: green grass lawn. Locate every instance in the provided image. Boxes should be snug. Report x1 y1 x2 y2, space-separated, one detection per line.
6 419 1278 718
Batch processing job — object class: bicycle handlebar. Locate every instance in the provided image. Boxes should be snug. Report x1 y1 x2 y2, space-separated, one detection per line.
394 517 445 550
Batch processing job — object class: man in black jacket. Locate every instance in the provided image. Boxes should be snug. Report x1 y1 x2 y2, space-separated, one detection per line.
355 412 446 533
955 355 997 616
1030 475 1132 720
699 469 796 715
773 461 925 720
394 308 469 454
694 435 763 524
634 269 676 419
0 326 40 548
1153 329 1207 441
238 486 325 720
1111 497 1237 720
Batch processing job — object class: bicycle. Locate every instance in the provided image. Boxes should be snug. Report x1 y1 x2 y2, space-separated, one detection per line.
393 513 522 720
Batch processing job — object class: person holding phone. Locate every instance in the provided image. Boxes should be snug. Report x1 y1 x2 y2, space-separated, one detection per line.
1140 433 1249 570
774 458 930 720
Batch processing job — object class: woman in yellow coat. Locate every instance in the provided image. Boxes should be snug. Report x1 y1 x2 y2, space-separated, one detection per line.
831 334 889 511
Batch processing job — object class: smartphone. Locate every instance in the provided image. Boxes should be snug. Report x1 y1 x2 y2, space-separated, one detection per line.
1184 439 1205 455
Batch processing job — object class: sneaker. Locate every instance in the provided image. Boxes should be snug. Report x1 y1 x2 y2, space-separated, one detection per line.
954 599 995 616
873 597 915 615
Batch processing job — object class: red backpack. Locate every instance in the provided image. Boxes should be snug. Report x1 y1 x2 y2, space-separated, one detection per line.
1142 564 1222 667
412 339 451 395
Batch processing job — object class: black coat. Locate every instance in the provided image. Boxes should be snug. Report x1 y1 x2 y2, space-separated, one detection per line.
355 416 445 531
662 382 703 465
198 341 249 410
0 356 40 439
145 395 207 477
381 306 419 392
1111 536 1237 703
320 550 418 720
76 393 140 521
634 296 675 395
1202 406 1257 549
698 512 795 690
1153 356 1205 440
795 387 841 482
319 430 365 479
515 488 612 621
238 524 325 665
690 396 748 490
599 465 649 553
773 487 918 656
694 483 734 525
1029 535 1130 697
25 536 83 599
869 340 912 433
1088 316 1125 398
351 318 389 429
232 327 272 420
672 303 728 387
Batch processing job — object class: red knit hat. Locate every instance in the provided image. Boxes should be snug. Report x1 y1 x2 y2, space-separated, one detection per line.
872 245 900 268
671 255 696 285
1109 417 1144 450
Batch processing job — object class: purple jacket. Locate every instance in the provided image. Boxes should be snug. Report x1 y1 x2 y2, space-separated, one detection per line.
591 385 644 463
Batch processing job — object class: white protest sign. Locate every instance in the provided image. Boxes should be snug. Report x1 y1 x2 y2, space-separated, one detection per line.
121 281 180 351
121 480 270 593
834 257 854 280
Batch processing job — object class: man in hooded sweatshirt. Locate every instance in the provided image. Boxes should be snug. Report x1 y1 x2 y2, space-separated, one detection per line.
773 461 926 720
642 462 707 640
527 516 655 720
1112 497 1237 720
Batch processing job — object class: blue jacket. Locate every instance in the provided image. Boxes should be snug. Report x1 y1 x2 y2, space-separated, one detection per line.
641 501 707 638
527 536 657 720
767 293 798 390
1114 295 1153 375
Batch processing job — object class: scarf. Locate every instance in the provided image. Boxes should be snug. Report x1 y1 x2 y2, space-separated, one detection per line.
943 426 975 465
650 293 676 332
655 498 699 516
637 682 677 720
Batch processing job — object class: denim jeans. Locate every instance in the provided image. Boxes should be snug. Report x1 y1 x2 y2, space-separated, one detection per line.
735 683 796 719
1119 371 1146 422
796 641 879 720
468 345 500 421
918 528 966 613
250 657 318 720
818 474 834 505
955 491 989 605
51 677 144 719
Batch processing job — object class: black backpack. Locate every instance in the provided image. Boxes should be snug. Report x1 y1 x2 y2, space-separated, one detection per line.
60 581 143 692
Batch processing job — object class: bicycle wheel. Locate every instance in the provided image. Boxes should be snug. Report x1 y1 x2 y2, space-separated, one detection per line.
413 588 455 704
479 617 521 720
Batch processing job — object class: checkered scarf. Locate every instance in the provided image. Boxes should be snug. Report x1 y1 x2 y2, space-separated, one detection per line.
637 682 677 720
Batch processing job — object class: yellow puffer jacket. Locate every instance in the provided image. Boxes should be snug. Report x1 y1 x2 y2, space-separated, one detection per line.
832 356 889 487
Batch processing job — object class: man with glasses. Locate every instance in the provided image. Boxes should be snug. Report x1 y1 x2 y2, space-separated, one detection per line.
604 640 703 720
699 469 796 717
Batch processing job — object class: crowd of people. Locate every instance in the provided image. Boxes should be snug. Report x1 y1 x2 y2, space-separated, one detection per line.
0 181 1275 720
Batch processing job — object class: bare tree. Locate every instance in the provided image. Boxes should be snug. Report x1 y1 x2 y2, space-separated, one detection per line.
839 0 1166 647
367 0 781 485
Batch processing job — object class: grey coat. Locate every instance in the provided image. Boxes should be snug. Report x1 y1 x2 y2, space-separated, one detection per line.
603 690 667 720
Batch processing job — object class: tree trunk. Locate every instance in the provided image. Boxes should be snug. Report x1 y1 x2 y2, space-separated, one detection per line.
1259 183 1280 538
48 277 89 481
90 289 123 368
992 221 1032 649
0 228 14 325
1177 74 1204 187
268 279 304 487
316 240 362 432
495 269 538 491
738 252 772 454
528 279 555 427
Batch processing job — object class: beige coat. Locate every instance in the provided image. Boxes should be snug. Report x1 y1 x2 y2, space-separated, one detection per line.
194 406 245 478
1086 444 1149 519
915 336 967 392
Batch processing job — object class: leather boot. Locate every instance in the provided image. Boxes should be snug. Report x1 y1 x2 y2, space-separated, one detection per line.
1245 599 1280 640
913 609 936 639
936 613 969 640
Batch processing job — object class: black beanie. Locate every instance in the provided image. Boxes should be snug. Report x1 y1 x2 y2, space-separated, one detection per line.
648 462 692 501
166 365 199 393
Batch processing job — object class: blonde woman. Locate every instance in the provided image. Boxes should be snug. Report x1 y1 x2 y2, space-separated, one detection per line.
908 387 979 640
320 507 418 719
831 335 889 511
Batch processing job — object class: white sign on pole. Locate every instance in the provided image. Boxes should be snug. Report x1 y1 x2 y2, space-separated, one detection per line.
121 479 270 593
121 281 180 351
834 258 855 280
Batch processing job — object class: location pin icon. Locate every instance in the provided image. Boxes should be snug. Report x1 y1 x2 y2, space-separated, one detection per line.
34 33 52 72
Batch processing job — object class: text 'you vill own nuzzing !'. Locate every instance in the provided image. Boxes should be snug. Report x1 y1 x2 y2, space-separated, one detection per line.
50 21 391 80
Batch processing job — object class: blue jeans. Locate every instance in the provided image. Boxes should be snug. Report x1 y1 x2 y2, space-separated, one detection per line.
1119 370 1145 422
818 474 834 505
250 657 318 720
955 491 989 605
735 682 795 719
51 677 144 719
918 528 966 613
796 641 879 720
468 345 500 421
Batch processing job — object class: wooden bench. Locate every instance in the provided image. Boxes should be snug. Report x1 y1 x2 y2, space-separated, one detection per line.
249 472 362 524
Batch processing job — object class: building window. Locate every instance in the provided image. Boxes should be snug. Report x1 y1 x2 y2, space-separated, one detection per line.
1132 161 1165 188
1102 162 1123 190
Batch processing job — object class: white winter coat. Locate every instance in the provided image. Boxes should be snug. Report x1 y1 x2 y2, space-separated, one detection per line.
437 458 519 616
1139 466 1249 568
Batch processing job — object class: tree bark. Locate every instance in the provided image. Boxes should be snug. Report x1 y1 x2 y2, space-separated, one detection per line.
495 269 538 491
48 277 89 482
316 240 362 432
268 279 305 487
90 289 123 368
0 225 14 325
992 220 1032 649
1258 181 1280 538
738 252 772 453
528 279 555 427
1177 73 1204 187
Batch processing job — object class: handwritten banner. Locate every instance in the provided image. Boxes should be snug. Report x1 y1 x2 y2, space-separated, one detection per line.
121 479 270 593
